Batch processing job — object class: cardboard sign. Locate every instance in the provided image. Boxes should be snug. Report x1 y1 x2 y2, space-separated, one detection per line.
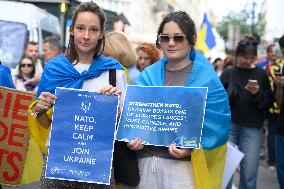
46 88 118 184
0 86 35 185
117 85 208 149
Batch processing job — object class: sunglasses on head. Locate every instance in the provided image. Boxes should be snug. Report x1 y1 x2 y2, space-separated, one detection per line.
158 34 186 44
20 64 33 68
238 40 258 47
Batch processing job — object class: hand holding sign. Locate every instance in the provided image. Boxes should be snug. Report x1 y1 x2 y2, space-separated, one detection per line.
127 138 144 151
117 85 208 149
168 144 191 158
46 87 119 184
98 85 122 95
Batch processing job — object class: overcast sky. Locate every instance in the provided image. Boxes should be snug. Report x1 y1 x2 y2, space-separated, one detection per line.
208 0 262 21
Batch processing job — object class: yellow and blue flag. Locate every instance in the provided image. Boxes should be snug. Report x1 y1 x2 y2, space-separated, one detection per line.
196 13 216 53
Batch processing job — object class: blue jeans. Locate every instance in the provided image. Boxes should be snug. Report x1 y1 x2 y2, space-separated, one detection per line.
226 123 262 189
276 134 284 189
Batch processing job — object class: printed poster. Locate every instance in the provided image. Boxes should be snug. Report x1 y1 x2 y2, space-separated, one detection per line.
46 87 118 184
117 85 207 149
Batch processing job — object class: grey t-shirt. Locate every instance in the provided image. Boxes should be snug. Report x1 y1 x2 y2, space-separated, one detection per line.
137 62 193 160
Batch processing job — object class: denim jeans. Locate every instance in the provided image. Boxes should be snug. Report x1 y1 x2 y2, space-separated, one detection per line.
276 134 284 189
226 123 262 189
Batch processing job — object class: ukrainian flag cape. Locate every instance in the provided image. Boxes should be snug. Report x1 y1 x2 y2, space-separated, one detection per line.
37 54 123 97
28 54 123 155
135 50 230 189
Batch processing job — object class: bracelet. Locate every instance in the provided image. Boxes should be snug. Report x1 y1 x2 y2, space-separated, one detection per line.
30 108 45 119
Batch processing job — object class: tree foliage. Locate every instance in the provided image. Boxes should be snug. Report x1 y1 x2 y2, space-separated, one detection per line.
217 8 266 42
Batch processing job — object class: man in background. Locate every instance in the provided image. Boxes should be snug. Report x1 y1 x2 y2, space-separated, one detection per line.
275 34 284 189
42 36 62 63
258 43 282 169
24 41 43 84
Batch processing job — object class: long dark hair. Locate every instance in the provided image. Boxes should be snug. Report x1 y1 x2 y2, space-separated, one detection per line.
66 1 106 63
156 11 196 49
17 56 35 79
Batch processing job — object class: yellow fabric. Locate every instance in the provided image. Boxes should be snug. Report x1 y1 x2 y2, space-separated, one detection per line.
195 24 210 54
192 143 227 189
20 137 43 184
18 100 51 184
28 100 53 155
123 67 130 84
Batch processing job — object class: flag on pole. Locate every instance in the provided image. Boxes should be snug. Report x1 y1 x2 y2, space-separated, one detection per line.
196 13 216 53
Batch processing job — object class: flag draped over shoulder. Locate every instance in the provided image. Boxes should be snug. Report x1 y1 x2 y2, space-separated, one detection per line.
29 54 123 155
36 54 123 98
195 13 216 54
135 50 230 189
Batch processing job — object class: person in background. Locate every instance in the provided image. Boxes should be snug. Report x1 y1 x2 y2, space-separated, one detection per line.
275 34 284 189
220 36 275 189
42 36 63 63
121 11 230 189
212 57 224 77
135 42 159 72
23 41 43 85
13 56 38 92
223 55 236 70
257 44 277 74
0 61 15 88
28 2 126 188
104 31 138 83
258 43 283 170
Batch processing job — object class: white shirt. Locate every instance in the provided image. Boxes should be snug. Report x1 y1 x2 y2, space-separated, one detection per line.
74 62 126 94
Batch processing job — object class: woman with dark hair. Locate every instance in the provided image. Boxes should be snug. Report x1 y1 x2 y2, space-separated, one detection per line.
212 57 224 77
136 42 159 71
220 36 274 189
122 11 230 189
28 1 126 189
14 56 37 91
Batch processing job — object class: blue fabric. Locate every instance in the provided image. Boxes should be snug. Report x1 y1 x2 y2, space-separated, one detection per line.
276 134 284 189
134 50 230 150
37 54 123 98
257 58 268 68
226 123 262 189
202 13 216 49
0 64 15 88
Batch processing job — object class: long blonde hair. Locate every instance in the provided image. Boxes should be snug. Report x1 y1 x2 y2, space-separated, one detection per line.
104 31 136 68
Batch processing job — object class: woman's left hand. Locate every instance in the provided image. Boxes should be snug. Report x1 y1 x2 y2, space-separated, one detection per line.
98 85 121 95
168 144 191 159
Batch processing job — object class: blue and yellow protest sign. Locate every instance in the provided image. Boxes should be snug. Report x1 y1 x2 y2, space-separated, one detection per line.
45 87 118 184
117 85 207 149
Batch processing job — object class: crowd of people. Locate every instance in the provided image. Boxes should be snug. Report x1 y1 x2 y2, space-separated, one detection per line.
0 1 284 189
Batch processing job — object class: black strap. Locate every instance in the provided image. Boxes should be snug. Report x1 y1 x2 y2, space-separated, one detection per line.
109 69 116 87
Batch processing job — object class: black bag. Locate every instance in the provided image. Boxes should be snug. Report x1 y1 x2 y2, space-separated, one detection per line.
109 70 140 186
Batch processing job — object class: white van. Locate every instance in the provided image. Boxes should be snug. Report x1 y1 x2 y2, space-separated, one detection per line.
0 0 61 68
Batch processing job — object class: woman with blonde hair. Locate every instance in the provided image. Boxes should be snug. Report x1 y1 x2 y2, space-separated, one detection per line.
104 31 139 83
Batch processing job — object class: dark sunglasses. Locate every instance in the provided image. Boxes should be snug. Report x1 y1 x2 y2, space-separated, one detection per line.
20 64 33 68
158 34 186 44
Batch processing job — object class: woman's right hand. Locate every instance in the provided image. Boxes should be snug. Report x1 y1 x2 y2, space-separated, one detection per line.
127 138 144 151
34 92 57 112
